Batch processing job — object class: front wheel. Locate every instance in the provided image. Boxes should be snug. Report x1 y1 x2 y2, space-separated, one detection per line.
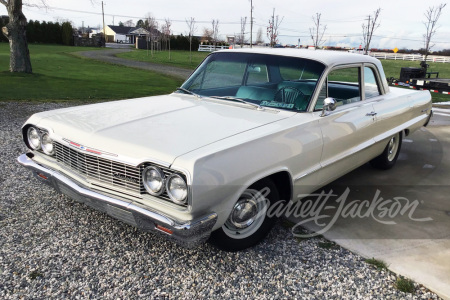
209 179 279 251
370 131 403 170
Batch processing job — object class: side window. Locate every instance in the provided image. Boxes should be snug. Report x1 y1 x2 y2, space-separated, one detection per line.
246 63 269 85
364 67 381 99
328 67 361 105
315 82 327 110
314 67 361 110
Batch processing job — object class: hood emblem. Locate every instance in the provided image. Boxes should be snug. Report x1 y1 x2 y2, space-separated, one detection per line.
63 138 118 157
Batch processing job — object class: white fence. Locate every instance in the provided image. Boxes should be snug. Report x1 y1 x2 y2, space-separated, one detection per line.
197 46 450 62
198 45 230 52
369 52 450 63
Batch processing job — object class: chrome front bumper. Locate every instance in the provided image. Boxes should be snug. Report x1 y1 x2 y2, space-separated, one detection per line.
17 153 217 248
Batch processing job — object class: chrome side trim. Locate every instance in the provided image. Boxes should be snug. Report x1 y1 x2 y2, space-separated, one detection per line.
320 138 375 170
294 164 322 182
372 114 427 143
294 114 428 181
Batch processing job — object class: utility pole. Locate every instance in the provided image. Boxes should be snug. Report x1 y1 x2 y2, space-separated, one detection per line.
102 1 106 45
250 0 253 48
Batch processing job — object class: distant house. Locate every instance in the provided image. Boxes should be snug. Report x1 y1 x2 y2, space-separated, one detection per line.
103 25 159 44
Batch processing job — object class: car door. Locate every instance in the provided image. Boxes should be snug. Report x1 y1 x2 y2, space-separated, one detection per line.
312 65 378 186
363 64 411 144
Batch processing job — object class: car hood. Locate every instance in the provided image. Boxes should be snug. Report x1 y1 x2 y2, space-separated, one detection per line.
30 94 295 166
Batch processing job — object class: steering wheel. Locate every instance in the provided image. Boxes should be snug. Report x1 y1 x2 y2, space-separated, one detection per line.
274 87 305 105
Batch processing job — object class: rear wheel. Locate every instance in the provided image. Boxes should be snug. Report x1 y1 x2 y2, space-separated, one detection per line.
370 131 403 170
209 179 279 251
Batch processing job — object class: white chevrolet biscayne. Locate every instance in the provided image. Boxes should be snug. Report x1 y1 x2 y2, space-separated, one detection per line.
18 49 432 251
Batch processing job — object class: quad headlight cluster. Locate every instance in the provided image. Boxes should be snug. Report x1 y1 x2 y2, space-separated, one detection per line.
25 126 55 156
142 166 188 205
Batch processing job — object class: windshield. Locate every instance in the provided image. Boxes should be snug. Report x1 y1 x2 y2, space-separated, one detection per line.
180 52 325 112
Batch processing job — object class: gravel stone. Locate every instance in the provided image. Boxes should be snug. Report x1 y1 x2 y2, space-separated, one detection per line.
0 101 442 299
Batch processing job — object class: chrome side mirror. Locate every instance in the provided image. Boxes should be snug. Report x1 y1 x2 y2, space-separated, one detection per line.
320 97 337 117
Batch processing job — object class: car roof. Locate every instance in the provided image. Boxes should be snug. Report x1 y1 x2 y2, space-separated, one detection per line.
217 48 380 67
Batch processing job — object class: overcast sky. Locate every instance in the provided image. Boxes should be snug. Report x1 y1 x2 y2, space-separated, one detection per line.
3 0 449 50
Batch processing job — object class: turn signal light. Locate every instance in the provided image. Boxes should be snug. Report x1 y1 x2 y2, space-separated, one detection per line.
37 172 48 180
155 224 173 235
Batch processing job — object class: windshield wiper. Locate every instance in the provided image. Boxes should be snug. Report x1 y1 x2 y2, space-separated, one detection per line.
208 96 264 110
176 87 202 98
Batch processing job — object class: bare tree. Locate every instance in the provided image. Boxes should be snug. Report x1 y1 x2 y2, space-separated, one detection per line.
362 8 381 55
145 14 158 57
202 28 213 44
423 3 446 62
211 19 219 49
249 0 254 47
309 13 327 49
239 17 247 48
186 17 197 64
256 27 264 44
164 18 172 60
266 8 283 47
124 20 135 27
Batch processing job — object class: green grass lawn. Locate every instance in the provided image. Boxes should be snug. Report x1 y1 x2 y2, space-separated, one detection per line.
118 49 450 102
380 59 450 78
0 43 182 101
1 44 448 103
117 49 209 70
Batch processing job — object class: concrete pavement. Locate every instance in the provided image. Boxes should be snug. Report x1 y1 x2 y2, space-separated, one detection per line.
288 107 450 299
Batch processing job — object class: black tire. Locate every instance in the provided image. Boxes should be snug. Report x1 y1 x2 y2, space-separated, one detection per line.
209 178 279 251
370 131 403 170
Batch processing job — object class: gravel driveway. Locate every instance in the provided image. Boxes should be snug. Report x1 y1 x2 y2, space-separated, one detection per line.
0 102 440 299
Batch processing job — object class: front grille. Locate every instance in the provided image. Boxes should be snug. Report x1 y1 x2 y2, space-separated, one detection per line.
53 142 185 205
54 142 142 195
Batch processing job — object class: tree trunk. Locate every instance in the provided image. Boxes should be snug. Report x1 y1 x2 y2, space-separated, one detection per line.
2 0 32 73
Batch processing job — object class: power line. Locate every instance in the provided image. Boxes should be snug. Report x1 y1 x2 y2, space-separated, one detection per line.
27 5 242 25
24 5 450 46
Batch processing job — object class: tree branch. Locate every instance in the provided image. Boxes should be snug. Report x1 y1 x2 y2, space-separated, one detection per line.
423 3 446 59
0 0 8 7
23 0 48 10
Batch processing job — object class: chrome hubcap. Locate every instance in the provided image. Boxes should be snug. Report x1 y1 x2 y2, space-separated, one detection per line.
222 188 269 239
387 135 398 161
229 199 258 229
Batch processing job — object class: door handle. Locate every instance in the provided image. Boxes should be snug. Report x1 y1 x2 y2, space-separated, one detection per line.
366 112 377 116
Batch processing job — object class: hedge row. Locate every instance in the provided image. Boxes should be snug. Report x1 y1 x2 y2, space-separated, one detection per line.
170 35 200 51
0 19 73 45
26 20 73 45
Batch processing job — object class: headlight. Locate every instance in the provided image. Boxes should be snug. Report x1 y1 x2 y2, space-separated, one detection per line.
166 174 188 205
41 132 55 155
142 166 165 196
27 127 41 150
